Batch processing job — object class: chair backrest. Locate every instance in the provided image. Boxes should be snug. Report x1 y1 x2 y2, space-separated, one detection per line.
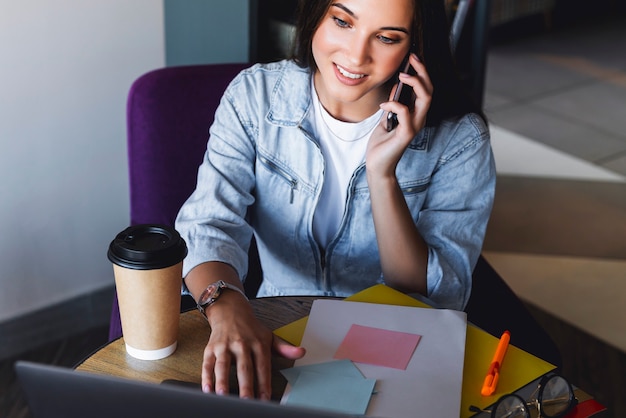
109 63 250 341
127 63 248 226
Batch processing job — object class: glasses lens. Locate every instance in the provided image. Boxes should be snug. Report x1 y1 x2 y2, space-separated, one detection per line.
539 375 574 417
494 395 529 418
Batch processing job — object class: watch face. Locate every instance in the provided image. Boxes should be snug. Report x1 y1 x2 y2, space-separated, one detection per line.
199 282 222 305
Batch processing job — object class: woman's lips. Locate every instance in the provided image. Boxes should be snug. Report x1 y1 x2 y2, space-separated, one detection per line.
335 64 367 85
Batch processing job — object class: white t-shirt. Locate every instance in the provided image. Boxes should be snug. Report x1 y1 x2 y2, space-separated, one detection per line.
311 85 383 248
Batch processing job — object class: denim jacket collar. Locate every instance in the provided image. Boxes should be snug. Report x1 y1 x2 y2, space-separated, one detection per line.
265 61 313 128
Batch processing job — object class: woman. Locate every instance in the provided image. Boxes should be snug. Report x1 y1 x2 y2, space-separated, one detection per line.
175 0 495 400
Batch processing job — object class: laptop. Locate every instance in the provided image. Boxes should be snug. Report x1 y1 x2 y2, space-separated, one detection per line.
15 361 355 418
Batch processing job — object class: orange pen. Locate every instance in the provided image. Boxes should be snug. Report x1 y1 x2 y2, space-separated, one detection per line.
481 330 510 396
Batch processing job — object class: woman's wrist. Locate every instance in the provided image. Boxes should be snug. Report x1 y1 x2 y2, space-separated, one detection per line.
185 262 242 301
203 290 254 326
196 280 249 319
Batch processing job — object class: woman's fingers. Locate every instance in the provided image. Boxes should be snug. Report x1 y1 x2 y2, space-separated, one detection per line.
409 53 433 95
201 319 288 400
232 341 256 399
381 54 432 135
201 349 216 393
251 339 273 400
212 346 234 395
403 55 433 128
272 334 307 359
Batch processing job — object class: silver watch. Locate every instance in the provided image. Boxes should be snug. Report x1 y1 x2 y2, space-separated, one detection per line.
196 280 248 318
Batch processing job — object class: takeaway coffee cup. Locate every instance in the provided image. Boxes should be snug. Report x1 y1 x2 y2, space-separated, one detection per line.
107 224 187 360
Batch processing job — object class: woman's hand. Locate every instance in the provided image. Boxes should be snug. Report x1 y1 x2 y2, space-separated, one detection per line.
367 53 433 177
201 294 306 399
187 263 306 400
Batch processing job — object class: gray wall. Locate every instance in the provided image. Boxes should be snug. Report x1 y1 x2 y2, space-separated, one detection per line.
0 1 164 323
164 0 250 66
0 1 250 332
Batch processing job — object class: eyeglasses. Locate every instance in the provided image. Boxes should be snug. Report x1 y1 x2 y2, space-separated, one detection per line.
469 373 578 418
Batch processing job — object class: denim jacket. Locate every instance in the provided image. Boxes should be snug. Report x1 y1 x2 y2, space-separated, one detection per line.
175 60 496 311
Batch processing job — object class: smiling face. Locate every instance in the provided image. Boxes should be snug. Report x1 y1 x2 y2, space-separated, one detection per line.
311 0 414 122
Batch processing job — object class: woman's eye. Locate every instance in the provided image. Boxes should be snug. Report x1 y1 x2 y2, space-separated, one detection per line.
378 35 399 45
332 16 350 28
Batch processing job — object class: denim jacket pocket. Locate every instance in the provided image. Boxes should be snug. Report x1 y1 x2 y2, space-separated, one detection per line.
258 153 299 204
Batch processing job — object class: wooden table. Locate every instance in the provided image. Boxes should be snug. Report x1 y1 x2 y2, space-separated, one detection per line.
76 296 327 400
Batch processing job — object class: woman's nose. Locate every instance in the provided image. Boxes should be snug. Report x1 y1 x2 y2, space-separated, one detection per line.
345 34 370 66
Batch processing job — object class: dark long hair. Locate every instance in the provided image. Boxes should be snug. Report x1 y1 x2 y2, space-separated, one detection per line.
290 0 485 126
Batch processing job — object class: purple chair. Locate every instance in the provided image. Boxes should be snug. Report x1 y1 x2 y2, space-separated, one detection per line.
108 63 561 369
108 63 252 341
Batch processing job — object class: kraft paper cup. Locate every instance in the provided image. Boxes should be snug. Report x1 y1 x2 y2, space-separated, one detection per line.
108 224 187 360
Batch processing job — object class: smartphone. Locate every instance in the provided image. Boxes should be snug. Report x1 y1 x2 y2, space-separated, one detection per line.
386 55 417 132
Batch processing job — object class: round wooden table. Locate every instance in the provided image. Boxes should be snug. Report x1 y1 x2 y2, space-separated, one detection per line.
76 296 325 399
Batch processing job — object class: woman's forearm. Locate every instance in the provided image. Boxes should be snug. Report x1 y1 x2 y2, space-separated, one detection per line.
367 173 428 295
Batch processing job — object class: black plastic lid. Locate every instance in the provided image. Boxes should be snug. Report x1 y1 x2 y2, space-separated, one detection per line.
107 224 188 270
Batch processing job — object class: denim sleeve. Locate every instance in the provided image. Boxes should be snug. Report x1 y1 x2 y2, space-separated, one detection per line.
420 115 496 311
175 82 257 283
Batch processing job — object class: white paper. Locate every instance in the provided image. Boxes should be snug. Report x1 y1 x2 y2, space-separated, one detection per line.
286 299 467 418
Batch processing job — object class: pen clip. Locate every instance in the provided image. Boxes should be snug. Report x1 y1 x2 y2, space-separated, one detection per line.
481 362 500 397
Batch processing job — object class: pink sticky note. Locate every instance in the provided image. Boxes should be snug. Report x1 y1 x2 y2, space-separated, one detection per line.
334 324 421 370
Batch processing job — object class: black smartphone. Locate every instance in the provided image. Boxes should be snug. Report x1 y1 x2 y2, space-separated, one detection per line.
386 55 417 132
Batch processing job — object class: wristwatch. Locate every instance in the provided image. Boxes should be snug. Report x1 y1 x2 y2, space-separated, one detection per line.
196 280 248 319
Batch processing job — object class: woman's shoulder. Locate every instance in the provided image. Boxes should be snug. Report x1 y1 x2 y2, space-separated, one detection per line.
229 59 309 91
437 112 489 140
421 112 491 159
224 60 312 122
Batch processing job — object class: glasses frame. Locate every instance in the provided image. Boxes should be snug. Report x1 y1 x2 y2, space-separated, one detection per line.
470 373 578 418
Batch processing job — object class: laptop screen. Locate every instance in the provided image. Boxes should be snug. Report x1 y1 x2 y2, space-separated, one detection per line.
15 361 354 418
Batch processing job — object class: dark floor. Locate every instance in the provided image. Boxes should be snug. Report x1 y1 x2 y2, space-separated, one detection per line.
0 325 109 418
525 303 618 418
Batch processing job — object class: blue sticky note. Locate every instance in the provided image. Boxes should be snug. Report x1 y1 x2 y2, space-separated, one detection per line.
281 359 364 383
284 370 376 415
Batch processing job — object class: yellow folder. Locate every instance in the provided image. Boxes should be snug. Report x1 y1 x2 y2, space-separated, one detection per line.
274 284 556 417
